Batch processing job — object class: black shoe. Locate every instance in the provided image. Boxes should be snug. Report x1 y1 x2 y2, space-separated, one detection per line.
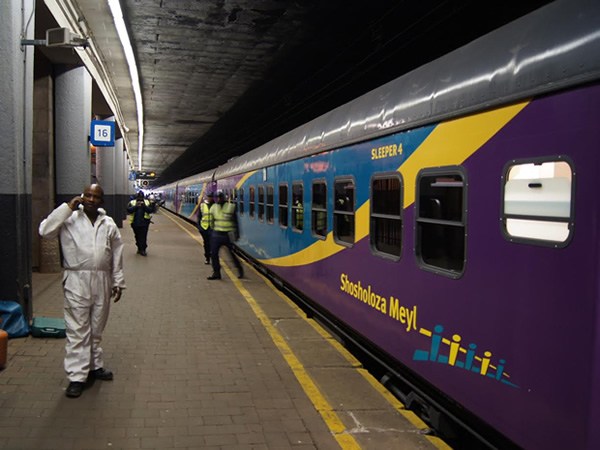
140 250 147 256
237 268 244 279
207 273 221 280
66 381 85 398
90 368 114 381
204 258 210 265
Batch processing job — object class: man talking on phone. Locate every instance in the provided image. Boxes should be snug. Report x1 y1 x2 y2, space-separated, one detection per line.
39 184 126 398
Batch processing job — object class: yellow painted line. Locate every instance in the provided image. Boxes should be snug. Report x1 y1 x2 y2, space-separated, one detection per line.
249 264 452 450
161 211 361 449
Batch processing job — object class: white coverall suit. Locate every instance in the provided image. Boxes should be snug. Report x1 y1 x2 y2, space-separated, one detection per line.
39 203 126 382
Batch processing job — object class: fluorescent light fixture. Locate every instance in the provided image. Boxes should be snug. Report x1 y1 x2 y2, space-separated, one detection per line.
108 0 144 170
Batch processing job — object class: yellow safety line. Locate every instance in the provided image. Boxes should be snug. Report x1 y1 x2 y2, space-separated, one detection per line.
251 267 453 450
161 211 361 449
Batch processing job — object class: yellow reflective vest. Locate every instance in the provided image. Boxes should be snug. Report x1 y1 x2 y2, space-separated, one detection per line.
128 199 152 223
210 202 237 232
199 202 212 230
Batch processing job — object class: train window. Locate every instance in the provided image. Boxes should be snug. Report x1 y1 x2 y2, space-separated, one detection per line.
292 182 304 232
371 174 402 258
278 184 288 228
266 185 274 224
249 185 255 219
258 185 265 222
502 158 574 246
238 188 245 215
334 178 355 246
416 167 466 278
312 180 327 239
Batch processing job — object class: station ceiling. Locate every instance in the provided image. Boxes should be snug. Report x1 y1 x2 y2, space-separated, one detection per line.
39 0 552 186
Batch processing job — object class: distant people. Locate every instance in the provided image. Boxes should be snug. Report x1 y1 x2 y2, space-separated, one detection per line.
39 184 125 398
148 194 157 212
294 198 303 230
207 190 244 280
197 191 214 265
127 191 153 256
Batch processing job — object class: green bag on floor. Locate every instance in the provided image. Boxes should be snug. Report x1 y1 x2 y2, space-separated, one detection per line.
31 317 66 338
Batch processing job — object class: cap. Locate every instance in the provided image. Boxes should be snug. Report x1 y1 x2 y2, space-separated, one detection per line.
206 191 214 197
216 190 225 197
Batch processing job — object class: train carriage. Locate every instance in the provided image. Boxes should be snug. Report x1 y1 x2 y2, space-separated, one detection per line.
160 171 214 222
162 2 600 448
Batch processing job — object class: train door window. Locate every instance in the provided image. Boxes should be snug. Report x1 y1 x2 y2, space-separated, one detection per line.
312 180 327 239
502 158 574 246
258 185 265 222
266 185 274 224
279 183 288 228
239 188 245 215
292 182 304 232
249 185 255 219
416 167 466 278
371 174 402 258
334 177 355 246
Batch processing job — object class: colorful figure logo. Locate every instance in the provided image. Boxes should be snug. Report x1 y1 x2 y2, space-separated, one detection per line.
413 324 518 388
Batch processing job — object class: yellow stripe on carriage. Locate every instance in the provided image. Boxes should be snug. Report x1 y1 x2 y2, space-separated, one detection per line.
262 101 529 268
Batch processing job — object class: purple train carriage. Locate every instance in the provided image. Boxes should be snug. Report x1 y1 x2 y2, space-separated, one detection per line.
160 1 600 448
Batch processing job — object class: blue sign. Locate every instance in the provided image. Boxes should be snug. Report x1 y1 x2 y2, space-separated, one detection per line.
90 120 115 147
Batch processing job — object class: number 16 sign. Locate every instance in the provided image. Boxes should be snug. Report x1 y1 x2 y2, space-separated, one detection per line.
90 120 115 147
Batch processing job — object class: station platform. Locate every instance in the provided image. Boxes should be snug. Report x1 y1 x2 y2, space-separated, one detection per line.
1 208 449 450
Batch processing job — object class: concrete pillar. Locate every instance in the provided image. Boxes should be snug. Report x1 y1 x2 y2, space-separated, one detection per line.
33 52 61 273
96 116 118 220
0 0 35 315
55 65 92 206
114 138 125 228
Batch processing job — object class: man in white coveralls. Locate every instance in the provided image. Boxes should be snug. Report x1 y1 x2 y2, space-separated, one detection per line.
39 184 126 398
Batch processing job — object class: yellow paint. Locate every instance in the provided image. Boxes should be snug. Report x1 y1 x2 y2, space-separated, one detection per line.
235 170 257 189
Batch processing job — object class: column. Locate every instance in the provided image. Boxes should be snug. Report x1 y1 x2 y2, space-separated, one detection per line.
0 0 35 314
54 65 92 206
96 116 117 220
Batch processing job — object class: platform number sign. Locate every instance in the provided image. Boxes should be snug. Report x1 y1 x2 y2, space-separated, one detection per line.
90 120 115 147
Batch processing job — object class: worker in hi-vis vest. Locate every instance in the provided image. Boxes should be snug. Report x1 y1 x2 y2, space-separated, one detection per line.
127 191 153 256
197 191 214 265
207 190 244 280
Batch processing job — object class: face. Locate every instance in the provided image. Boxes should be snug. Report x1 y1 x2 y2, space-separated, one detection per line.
82 184 104 214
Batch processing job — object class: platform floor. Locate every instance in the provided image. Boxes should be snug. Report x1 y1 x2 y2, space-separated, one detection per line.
1 209 449 450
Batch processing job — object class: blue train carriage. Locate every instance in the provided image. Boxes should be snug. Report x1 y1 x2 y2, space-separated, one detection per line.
164 171 215 222
215 2 600 449
160 180 178 212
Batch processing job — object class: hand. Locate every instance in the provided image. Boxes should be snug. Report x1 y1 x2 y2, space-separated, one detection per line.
68 196 84 211
111 286 123 303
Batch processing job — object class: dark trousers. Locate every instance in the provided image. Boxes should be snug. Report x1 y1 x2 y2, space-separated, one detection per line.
210 231 242 276
131 224 149 252
198 227 212 261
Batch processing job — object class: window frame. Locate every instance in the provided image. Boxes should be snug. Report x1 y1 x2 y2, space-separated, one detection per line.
291 182 304 233
279 183 289 228
311 179 328 240
266 184 274 224
501 156 575 248
415 166 467 279
238 187 245 215
249 185 255 219
370 172 403 260
333 176 356 247
258 185 265 222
